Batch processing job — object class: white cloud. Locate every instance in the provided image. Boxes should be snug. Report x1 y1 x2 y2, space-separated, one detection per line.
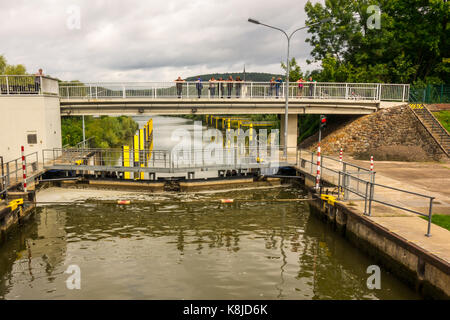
0 0 323 81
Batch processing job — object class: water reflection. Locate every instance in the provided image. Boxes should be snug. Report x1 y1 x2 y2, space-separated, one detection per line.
0 187 419 299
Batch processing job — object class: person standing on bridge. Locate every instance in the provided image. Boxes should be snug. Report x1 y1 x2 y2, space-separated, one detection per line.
175 76 185 98
308 76 315 98
235 76 242 98
226 76 233 98
275 77 282 98
218 77 225 98
34 69 44 94
196 77 203 98
269 77 275 96
209 77 216 98
296 77 304 97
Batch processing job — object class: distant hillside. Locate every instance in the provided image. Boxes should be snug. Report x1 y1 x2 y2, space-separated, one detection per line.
186 72 284 82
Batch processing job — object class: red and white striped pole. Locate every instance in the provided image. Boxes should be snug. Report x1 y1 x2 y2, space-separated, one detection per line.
21 146 27 192
370 155 374 172
315 143 321 190
339 148 343 163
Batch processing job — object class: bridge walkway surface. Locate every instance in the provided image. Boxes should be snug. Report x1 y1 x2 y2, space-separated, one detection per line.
295 152 450 264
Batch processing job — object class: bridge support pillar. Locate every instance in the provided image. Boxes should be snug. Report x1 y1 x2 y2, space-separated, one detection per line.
280 114 298 154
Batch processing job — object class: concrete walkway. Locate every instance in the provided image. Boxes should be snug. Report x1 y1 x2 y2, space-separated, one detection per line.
296 152 450 264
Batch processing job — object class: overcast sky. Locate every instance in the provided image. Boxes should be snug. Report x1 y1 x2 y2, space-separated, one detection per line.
1 0 323 82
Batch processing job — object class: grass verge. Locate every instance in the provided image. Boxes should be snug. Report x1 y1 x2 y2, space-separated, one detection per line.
433 111 450 133
421 214 450 231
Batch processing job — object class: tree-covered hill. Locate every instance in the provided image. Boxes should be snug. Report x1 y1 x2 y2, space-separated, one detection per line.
186 72 283 82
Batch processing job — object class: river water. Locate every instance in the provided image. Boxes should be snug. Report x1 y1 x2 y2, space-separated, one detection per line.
0 116 420 299
0 186 419 299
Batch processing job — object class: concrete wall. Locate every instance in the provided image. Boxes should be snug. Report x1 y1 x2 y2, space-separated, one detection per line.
0 96 62 162
280 114 298 152
307 196 450 299
302 105 447 160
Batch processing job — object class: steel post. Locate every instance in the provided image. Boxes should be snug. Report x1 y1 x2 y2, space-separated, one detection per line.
426 198 433 237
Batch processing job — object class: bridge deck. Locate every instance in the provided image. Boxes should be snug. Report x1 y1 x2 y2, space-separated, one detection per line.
60 97 385 115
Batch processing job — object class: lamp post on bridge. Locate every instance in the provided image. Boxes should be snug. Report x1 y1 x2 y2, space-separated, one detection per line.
247 17 331 157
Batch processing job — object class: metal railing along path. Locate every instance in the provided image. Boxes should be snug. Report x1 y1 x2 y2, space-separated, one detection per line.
63 137 96 150
409 104 450 155
58 81 410 102
42 146 286 174
297 148 375 185
0 152 40 200
296 149 435 236
0 75 59 96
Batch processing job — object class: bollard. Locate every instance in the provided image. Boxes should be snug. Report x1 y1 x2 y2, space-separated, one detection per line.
315 144 321 190
21 146 27 192
339 148 343 162
370 155 374 172
426 198 433 237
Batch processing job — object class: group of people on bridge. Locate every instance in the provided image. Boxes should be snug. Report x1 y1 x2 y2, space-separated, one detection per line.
175 75 246 99
174 75 316 99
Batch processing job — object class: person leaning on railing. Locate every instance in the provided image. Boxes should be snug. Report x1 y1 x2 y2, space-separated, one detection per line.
174 76 185 98
296 77 304 97
195 76 203 98
275 77 282 98
218 77 225 98
209 77 216 98
235 76 243 98
34 69 44 94
226 75 233 98
308 76 315 98
269 77 275 96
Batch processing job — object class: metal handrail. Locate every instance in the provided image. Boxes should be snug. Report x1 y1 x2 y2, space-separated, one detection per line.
0 75 59 96
58 81 410 102
42 145 286 173
409 104 449 156
299 148 373 174
3 152 39 187
299 153 434 236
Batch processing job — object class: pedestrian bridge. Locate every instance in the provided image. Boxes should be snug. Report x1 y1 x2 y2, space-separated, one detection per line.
0 75 410 163
58 81 409 116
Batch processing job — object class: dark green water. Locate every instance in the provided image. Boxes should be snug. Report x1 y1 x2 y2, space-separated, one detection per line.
0 187 420 299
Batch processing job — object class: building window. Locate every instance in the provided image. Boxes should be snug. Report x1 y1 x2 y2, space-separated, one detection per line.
27 134 37 144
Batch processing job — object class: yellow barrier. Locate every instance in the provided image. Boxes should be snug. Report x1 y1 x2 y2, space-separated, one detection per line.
409 103 424 110
320 194 337 206
122 146 131 180
8 198 24 211
139 129 145 180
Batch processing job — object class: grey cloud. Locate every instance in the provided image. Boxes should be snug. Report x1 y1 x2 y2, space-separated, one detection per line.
0 0 323 81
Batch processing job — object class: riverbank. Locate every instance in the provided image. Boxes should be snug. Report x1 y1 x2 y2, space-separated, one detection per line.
294 156 450 299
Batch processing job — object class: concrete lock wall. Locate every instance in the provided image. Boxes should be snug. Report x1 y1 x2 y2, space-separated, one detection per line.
0 96 62 162
307 196 450 299
280 114 298 152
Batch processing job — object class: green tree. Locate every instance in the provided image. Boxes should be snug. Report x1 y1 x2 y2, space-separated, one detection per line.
281 57 304 82
61 116 139 148
0 55 6 74
0 54 27 75
304 0 450 84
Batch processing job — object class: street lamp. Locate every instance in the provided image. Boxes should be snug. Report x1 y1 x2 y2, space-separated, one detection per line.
248 17 331 157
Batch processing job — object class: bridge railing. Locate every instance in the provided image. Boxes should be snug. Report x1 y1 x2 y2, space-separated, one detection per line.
42 146 287 173
58 81 410 102
0 75 59 96
2 151 39 187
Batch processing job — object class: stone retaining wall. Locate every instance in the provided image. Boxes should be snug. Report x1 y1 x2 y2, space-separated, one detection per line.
304 105 446 160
